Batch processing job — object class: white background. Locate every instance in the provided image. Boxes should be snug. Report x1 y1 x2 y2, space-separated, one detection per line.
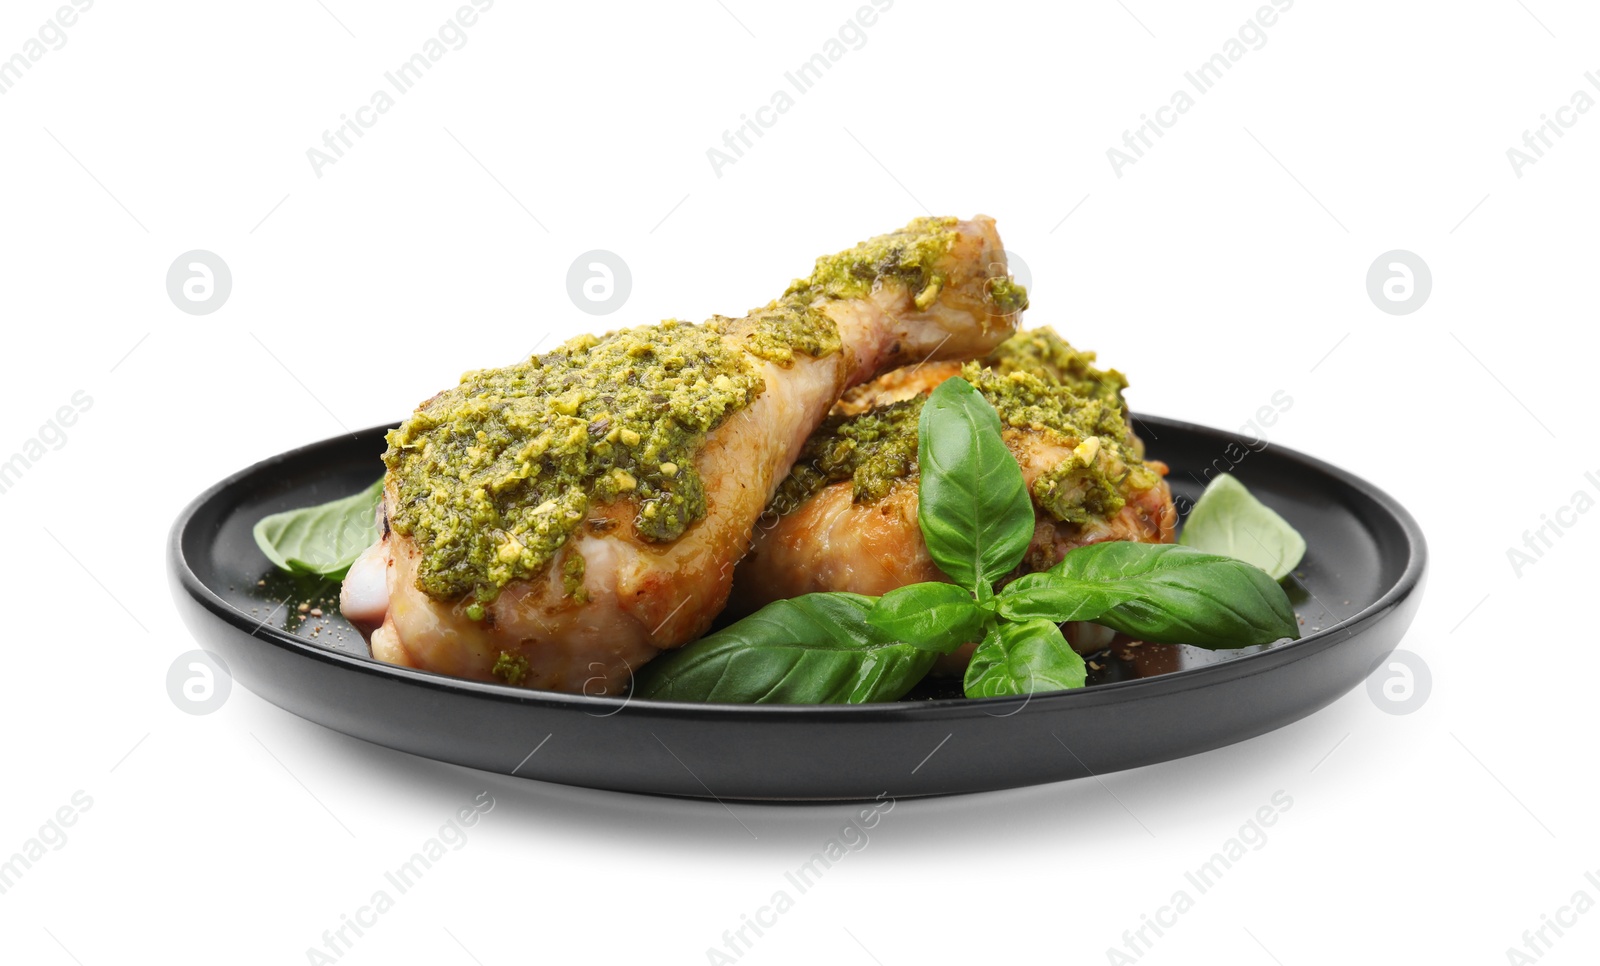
1 1 1595 963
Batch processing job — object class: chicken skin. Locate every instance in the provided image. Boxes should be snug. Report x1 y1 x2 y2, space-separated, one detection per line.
729 329 1178 627
341 216 1025 693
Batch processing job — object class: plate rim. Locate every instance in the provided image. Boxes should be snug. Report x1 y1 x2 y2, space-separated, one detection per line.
169 415 1428 720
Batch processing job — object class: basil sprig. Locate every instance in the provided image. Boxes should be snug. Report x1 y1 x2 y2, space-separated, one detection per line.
633 377 1301 703
965 618 1087 698
631 594 936 703
253 478 384 579
1034 541 1299 648
915 377 1035 599
866 582 993 655
993 572 1143 623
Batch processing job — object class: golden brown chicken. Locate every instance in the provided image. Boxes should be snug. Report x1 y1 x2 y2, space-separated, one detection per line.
727 328 1178 670
340 216 1025 693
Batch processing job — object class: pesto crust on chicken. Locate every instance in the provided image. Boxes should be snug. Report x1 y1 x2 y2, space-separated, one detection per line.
340 216 1026 693
728 328 1178 629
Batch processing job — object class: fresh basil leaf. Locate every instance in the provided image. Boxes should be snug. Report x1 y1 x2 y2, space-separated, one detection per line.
964 619 1087 698
994 571 1144 623
253 477 384 580
865 582 990 653
1051 542 1299 649
917 377 1034 596
1179 474 1306 580
632 593 936 704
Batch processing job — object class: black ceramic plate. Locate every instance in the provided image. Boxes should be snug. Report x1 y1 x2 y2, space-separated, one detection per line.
169 417 1425 802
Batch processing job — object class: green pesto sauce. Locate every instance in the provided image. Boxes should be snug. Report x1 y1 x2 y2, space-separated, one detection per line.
972 361 1155 524
491 651 528 686
384 217 983 606
771 329 1155 526
985 328 1128 404
791 216 961 310
561 547 588 602
715 297 842 368
384 320 764 604
770 398 923 516
986 276 1030 316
